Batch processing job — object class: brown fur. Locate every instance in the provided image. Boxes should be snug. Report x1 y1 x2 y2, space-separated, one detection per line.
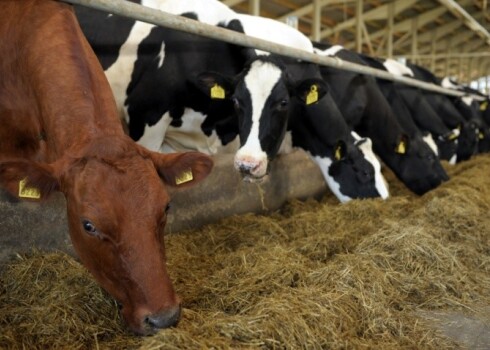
0 0 213 335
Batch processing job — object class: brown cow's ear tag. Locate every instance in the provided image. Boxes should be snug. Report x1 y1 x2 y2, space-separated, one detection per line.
395 140 406 154
18 178 41 199
175 169 194 185
306 84 319 105
210 84 225 99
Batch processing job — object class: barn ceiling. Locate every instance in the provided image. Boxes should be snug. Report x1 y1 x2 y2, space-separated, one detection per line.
222 0 490 85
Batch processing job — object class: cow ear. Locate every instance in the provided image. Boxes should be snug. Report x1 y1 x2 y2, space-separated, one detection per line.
0 160 60 201
395 134 410 154
193 72 235 100
149 151 214 188
293 79 328 105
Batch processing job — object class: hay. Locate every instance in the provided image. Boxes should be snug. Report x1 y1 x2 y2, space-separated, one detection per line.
1 155 490 349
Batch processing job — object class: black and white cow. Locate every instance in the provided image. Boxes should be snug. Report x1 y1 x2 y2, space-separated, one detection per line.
76 2 390 202
440 77 490 153
313 44 449 195
405 63 479 161
372 58 459 163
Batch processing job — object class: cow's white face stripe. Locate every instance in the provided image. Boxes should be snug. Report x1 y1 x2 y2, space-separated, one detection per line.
312 155 352 203
157 42 165 69
351 131 390 199
422 133 439 156
235 61 282 177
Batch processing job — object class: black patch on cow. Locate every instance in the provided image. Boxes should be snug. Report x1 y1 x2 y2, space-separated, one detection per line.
75 1 140 70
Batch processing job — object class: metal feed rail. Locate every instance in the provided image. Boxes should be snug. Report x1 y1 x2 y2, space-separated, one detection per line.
62 0 486 101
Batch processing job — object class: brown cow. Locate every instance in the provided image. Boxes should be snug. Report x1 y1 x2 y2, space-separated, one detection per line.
0 0 213 335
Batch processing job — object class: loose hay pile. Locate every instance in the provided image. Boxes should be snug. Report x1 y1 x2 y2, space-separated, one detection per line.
1 155 490 349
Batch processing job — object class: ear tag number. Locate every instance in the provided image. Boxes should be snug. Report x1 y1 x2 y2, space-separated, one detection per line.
306 84 319 105
334 145 342 161
175 169 194 185
395 140 406 154
210 84 225 99
19 178 41 199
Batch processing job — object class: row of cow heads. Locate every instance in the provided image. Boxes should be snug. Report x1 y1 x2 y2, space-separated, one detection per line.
0 135 213 335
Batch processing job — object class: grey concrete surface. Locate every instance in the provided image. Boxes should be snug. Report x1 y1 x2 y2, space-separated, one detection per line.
0 150 327 264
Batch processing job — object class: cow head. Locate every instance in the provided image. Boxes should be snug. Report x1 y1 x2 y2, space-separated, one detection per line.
0 135 213 335
196 56 326 182
455 121 479 161
378 134 449 195
435 129 459 164
321 134 389 202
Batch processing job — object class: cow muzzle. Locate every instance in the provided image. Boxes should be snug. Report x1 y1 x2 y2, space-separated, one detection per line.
234 155 269 183
124 304 181 336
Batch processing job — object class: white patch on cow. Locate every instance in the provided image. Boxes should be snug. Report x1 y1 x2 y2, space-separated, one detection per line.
382 59 414 77
422 133 439 156
157 42 165 69
313 45 344 57
462 96 474 106
441 77 460 90
449 153 457 165
104 20 155 122
351 131 389 200
142 0 236 25
137 112 172 152
236 14 314 55
312 155 352 203
160 108 238 154
234 61 282 178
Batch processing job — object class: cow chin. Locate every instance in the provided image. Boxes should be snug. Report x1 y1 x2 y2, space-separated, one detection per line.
241 172 269 183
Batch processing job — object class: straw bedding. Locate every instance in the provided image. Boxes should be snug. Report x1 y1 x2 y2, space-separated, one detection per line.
1 154 489 349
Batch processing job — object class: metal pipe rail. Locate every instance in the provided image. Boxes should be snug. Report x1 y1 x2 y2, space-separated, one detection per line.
62 0 486 101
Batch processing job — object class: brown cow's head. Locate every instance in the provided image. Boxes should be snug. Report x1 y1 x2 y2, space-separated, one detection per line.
0 135 213 335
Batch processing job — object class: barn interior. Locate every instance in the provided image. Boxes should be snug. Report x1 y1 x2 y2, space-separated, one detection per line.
1 0 489 349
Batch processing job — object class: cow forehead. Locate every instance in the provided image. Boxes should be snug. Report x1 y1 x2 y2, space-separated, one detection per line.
243 60 283 101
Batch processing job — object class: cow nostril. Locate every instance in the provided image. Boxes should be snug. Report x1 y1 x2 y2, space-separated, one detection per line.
238 163 258 174
144 305 181 331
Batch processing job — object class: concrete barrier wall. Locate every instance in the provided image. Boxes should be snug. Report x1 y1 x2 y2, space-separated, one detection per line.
0 150 327 263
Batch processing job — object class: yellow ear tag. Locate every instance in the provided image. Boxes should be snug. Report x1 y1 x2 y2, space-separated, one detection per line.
480 101 488 111
306 84 319 105
448 132 458 141
334 145 342 161
479 132 485 140
395 140 406 154
175 169 193 185
18 178 41 199
210 84 225 99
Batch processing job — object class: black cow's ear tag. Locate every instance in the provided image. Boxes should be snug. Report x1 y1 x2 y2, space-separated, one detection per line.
306 84 319 105
210 84 225 99
395 140 406 154
480 100 488 111
19 178 41 199
447 132 458 141
175 169 194 185
334 144 343 161
479 132 485 140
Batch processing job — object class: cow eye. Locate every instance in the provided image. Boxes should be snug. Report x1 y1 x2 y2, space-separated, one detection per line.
165 203 171 214
82 219 97 235
232 97 240 110
277 99 289 110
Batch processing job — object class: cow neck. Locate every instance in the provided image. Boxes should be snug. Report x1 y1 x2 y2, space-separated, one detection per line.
25 5 123 162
